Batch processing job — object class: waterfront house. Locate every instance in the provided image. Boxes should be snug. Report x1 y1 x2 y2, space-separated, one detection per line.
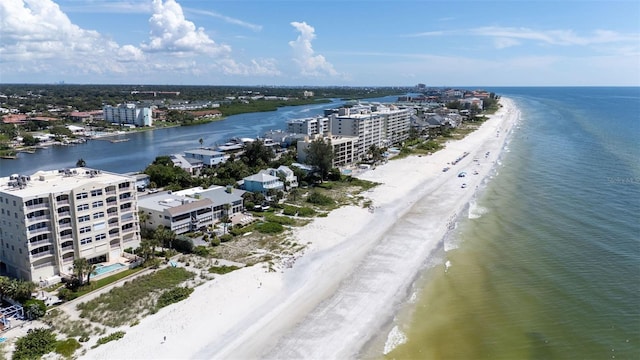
183 148 229 167
242 172 284 194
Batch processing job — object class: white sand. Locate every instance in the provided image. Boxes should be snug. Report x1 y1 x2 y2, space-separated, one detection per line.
81 98 519 360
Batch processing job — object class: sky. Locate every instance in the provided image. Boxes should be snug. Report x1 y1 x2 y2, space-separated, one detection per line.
1 0 639 86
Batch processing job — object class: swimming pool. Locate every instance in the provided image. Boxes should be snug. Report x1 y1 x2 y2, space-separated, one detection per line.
93 263 126 276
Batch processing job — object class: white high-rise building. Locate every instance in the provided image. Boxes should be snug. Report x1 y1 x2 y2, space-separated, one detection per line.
0 168 141 282
103 104 152 127
286 116 331 136
330 106 385 159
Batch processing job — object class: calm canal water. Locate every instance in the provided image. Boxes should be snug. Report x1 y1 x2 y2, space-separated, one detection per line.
0 96 398 177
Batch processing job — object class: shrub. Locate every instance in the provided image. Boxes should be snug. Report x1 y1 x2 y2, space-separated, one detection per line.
193 246 209 257
307 192 335 206
13 328 57 360
256 222 284 234
55 338 81 358
173 236 194 253
282 205 298 216
264 213 296 225
297 207 316 217
156 287 194 309
93 331 125 348
219 234 233 242
210 237 221 246
24 299 46 320
208 265 240 274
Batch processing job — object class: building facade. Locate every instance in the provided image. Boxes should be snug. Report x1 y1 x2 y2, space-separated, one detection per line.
103 104 152 127
286 116 331 136
330 106 385 160
0 168 141 282
297 134 359 167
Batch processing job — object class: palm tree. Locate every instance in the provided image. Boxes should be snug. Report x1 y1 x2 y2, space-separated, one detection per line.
86 263 98 285
138 210 149 229
199 138 204 148
76 158 86 167
73 258 90 285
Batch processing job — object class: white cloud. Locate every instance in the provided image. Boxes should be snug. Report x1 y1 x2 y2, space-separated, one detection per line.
0 0 143 71
289 21 338 77
186 8 262 32
472 26 640 47
142 0 230 55
494 37 521 49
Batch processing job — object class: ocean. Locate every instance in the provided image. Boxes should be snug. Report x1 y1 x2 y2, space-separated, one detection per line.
381 87 640 359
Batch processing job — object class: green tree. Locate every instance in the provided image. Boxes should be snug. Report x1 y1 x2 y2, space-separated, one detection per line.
73 258 90 285
12 328 57 360
305 137 334 182
76 158 86 167
242 140 274 169
22 133 39 146
199 138 204 148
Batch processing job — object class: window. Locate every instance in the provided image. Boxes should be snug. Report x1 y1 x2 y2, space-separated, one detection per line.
76 192 88 200
79 226 91 234
91 189 103 197
95 233 106 241
93 212 105 219
93 221 105 231
92 201 104 208
80 237 92 245
78 215 90 222
77 204 89 212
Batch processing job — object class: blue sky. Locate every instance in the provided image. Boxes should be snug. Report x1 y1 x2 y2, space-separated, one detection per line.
1 0 639 86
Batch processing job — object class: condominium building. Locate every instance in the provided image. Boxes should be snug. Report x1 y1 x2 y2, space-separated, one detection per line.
286 116 331 136
330 106 385 160
0 168 141 282
103 103 153 127
374 104 412 145
297 134 358 167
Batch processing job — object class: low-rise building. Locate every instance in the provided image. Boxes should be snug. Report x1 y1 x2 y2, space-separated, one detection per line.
183 148 229 167
137 192 214 235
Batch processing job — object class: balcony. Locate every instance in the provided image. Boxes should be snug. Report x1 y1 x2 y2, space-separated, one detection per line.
57 211 71 218
56 199 70 205
61 245 74 252
27 227 50 236
31 250 54 259
59 234 73 241
28 239 53 248
26 215 50 223
58 222 72 230
25 202 48 210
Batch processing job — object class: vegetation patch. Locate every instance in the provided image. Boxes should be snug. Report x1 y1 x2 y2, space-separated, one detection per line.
92 331 125 348
208 265 241 275
54 338 81 358
306 192 335 206
12 328 57 360
156 287 194 309
256 221 284 234
76 267 194 327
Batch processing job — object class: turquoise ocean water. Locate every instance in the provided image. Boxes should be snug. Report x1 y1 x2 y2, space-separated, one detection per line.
383 87 640 359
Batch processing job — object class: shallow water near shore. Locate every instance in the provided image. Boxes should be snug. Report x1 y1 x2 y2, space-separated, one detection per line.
374 87 640 359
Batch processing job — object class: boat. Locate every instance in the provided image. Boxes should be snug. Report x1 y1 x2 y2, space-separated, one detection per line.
110 138 130 143
0 155 17 159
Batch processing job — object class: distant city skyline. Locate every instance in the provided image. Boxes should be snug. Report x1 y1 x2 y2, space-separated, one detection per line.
1 0 639 86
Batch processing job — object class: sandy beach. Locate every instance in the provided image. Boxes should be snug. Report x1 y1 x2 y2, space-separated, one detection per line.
81 97 519 360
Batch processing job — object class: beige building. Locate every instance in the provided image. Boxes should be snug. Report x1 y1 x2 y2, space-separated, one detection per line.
0 168 141 282
297 134 359 167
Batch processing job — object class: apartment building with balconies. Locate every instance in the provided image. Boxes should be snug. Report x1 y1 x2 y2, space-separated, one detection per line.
0 168 141 282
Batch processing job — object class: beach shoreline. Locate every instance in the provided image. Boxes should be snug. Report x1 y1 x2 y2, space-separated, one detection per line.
81 97 519 360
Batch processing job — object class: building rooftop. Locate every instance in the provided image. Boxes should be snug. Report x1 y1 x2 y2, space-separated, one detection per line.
0 168 134 197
